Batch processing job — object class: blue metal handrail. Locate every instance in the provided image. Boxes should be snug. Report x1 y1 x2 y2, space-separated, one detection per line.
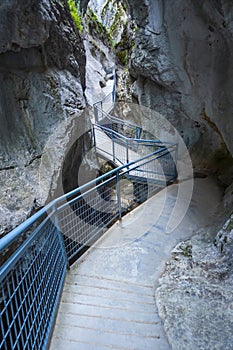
0 151 177 349
94 123 170 145
0 67 178 350
93 103 143 138
93 123 177 175
0 150 171 254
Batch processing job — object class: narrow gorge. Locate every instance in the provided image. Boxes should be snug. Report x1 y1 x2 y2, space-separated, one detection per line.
0 0 233 349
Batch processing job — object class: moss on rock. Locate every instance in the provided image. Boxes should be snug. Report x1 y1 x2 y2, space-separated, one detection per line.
67 0 83 32
86 6 114 47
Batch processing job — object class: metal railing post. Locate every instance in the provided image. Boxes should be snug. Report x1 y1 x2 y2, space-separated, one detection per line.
112 67 116 103
112 130 115 162
116 171 122 220
92 124 96 149
126 139 129 165
174 144 178 181
94 105 98 123
101 101 103 119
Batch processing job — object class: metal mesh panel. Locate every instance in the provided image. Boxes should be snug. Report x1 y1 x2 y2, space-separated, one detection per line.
94 124 172 162
94 93 114 120
57 178 119 262
93 105 142 138
158 149 177 182
0 67 178 350
56 146 177 265
0 217 67 350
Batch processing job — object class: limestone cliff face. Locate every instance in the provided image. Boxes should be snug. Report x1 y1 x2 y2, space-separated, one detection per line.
123 1 233 347
0 0 88 233
0 0 86 167
156 210 233 350
128 0 233 180
83 0 233 180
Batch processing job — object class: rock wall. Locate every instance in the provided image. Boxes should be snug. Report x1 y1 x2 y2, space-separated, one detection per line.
156 211 233 350
122 1 233 347
84 33 115 105
87 0 128 44
84 0 233 180
0 0 88 234
1 0 233 346
128 0 233 180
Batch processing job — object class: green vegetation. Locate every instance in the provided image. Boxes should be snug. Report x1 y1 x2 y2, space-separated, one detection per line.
99 161 114 175
85 1 137 67
86 7 114 47
101 0 116 19
109 3 125 40
115 22 136 66
101 0 128 23
116 49 128 66
179 244 192 258
67 0 83 32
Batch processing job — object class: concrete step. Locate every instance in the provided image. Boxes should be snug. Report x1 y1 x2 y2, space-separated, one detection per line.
66 273 154 297
62 290 156 314
63 282 155 305
51 322 166 350
57 301 160 324
54 312 160 337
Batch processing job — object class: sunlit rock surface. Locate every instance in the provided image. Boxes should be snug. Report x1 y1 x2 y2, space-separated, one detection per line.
84 33 115 106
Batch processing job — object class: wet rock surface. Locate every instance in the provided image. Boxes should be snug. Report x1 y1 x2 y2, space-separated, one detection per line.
84 33 115 106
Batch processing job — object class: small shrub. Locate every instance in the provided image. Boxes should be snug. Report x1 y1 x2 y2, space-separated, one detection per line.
117 49 128 66
67 0 83 32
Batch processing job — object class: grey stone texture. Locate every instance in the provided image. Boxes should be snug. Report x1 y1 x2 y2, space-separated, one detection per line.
128 0 233 179
156 213 233 350
122 1 233 348
0 0 88 233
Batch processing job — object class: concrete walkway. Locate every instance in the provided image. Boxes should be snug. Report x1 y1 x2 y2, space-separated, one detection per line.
50 177 222 350
94 126 140 165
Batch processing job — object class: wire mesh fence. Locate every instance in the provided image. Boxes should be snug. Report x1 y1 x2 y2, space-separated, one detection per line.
0 69 178 349
0 214 67 350
0 150 177 350
93 105 142 139
93 123 177 182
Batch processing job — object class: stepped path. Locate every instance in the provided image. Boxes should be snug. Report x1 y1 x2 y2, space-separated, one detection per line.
94 125 140 165
50 176 222 350
93 126 174 184
91 72 176 184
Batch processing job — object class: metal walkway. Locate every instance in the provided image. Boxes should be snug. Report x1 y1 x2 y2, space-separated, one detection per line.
49 86 180 349
49 177 222 350
93 124 177 184
0 71 178 350
92 92 177 185
49 189 174 350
